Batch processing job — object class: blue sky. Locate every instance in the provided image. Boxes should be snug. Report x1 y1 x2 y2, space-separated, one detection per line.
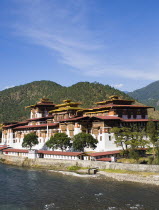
1 0 159 92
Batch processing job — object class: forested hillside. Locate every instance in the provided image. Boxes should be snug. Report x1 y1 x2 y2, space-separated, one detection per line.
0 80 132 123
128 81 159 110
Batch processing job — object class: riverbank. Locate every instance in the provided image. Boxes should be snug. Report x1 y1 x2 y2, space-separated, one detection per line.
1 154 159 186
47 168 159 186
99 170 159 186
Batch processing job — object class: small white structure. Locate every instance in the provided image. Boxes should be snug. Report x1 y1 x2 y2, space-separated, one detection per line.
3 148 28 157
2 148 86 160
28 150 38 159
38 150 85 160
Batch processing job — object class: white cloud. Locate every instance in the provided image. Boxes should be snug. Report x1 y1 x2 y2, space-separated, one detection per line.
10 0 159 81
111 84 124 89
2 85 15 91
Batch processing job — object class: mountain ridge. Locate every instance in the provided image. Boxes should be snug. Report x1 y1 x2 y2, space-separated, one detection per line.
128 80 159 110
0 80 132 123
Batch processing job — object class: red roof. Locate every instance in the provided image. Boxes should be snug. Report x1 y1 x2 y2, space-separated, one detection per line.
92 116 159 123
123 119 159 122
92 104 153 109
13 123 58 130
3 124 18 128
3 121 29 128
89 150 120 157
2 148 84 156
19 121 29 124
89 149 146 157
59 116 89 122
96 158 111 161
27 116 53 121
4 149 28 153
0 146 8 151
38 150 84 156
136 148 147 151
93 116 121 120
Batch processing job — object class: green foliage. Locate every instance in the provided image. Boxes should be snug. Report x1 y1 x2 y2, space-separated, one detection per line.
22 133 38 150
67 166 81 171
147 121 158 145
147 155 159 165
148 144 159 165
146 121 159 158
72 132 98 152
153 156 159 165
129 150 140 162
0 80 132 123
46 133 71 151
120 149 129 158
113 126 148 161
112 126 147 152
148 156 154 164
112 127 132 150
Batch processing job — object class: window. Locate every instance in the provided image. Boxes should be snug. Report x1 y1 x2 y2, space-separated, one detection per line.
108 128 111 134
128 114 131 119
109 136 111 141
133 114 136 119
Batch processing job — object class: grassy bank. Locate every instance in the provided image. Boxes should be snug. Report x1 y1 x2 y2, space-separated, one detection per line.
101 169 158 177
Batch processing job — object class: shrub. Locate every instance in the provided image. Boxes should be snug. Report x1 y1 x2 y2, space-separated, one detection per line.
148 156 154 164
67 166 81 171
129 150 140 162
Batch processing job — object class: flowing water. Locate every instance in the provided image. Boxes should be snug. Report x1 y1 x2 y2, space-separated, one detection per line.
0 163 159 210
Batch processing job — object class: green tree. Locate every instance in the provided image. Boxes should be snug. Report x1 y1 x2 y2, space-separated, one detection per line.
0 130 2 143
112 127 132 151
147 121 159 158
22 133 38 150
72 132 98 152
129 150 140 162
112 126 148 158
46 133 71 151
127 126 148 150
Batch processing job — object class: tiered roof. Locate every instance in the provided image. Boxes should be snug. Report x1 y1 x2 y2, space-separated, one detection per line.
25 98 56 109
49 99 84 113
95 95 134 105
2 96 157 132
84 95 153 115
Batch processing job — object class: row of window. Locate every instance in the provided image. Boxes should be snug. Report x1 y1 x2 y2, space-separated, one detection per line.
100 135 112 141
44 154 77 159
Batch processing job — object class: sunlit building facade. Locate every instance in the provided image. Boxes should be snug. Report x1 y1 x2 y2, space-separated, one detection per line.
1 96 155 152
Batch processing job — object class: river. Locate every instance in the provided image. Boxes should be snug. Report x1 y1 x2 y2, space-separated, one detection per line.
0 163 159 210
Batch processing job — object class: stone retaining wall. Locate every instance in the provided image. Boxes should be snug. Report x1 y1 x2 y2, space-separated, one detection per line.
1 154 159 172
